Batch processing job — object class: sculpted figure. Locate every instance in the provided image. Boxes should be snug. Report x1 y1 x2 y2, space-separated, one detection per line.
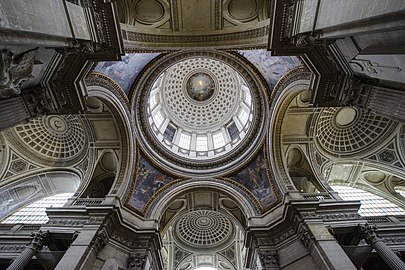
0 48 38 98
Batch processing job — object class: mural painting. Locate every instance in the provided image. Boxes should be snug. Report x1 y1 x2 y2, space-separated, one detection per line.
238 50 302 89
129 154 175 212
228 150 278 210
95 53 160 95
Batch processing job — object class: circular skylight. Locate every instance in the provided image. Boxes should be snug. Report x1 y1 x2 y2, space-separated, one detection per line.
133 51 269 176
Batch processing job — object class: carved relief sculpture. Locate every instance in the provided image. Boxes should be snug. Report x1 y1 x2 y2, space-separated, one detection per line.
0 48 38 99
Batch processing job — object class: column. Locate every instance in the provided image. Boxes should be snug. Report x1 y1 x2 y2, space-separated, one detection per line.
54 228 106 270
359 223 405 270
303 223 357 270
7 230 49 270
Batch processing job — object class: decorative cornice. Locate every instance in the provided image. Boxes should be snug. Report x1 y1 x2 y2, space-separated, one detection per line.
122 25 269 51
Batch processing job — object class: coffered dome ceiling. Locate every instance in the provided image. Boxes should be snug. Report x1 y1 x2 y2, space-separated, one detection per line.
314 107 397 157
174 210 234 252
132 50 269 176
4 115 88 166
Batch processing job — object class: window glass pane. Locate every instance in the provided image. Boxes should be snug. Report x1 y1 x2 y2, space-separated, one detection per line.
149 94 157 109
196 135 208 151
213 132 225 148
238 109 249 126
2 193 74 224
396 189 405 198
163 123 176 142
227 122 239 141
153 110 164 128
178 132 191 149
332 186 405 216
244 89 252 106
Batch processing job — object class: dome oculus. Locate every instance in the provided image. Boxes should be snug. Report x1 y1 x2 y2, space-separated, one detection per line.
186 72 216 102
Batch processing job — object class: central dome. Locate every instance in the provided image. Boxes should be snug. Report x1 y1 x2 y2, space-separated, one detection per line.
133 51 269 176
156 57 243 131
186 72 216 102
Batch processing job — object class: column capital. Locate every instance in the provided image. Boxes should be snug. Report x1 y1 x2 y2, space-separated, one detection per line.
258 250 279 269
299 224 315 249
127 253 147 270
90 227 109 255
358 223 381 245
28 230 50 251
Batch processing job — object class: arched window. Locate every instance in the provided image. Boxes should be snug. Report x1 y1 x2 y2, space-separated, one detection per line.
331 186 405 216
1 193 73 224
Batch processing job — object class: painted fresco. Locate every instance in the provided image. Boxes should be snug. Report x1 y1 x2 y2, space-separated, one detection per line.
238 50 302 89
229 150 277 209
129 155 175 212
95 53 160 96
95 50 300 95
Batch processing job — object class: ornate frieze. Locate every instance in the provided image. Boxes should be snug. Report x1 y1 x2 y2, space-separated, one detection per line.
122 25 269 51
110 232 151 249
47 218 87 227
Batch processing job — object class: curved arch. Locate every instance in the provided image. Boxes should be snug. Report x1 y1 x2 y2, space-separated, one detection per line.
2 192 74 224
267 67 312 194
324 160 405 209
146 179 259 222
85 74 135 201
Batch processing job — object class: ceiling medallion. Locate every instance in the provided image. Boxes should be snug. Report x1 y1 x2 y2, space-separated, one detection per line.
186 72 216 102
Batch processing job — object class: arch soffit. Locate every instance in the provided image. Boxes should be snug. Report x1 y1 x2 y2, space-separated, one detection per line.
145 179 259 223
267 67 311 194
85 74 135 199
